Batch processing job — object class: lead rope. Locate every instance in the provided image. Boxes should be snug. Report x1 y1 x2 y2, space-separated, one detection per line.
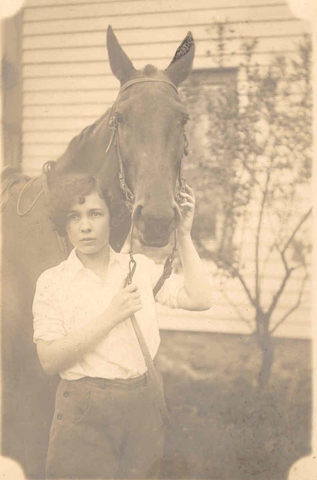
124 225 170 427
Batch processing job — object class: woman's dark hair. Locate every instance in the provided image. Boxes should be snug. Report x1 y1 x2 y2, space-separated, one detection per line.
48 173 113 237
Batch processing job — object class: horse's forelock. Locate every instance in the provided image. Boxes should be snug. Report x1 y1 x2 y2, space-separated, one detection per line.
143 64 157 76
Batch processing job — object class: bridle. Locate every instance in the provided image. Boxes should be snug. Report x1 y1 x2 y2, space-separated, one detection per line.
15 78 189 293
105 77 189 212
104 76 190 294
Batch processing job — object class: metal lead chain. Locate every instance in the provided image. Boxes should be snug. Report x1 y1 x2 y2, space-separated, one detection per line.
125 252 137 287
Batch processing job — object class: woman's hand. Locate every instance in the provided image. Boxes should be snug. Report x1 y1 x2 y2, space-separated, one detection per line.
36 283 142 376
177 185 195 238
106 283 142 326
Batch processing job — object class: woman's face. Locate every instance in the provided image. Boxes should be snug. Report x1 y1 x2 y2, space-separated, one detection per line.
65 191 110 257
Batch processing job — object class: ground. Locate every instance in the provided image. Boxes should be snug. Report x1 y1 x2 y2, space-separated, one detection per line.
156 331 311 480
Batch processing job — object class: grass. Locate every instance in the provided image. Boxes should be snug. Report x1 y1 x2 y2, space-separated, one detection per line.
156 331 311 480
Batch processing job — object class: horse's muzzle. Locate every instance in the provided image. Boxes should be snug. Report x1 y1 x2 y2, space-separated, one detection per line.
132 202 181 247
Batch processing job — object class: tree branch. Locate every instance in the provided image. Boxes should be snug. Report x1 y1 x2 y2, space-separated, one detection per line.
210 253 257 309
282 207 312 255
265 206 312 320
266 265 294 319
270 267 309 334
255 166 272 306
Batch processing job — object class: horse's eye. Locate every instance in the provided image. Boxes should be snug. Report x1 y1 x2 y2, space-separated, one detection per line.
181 114 190 126
116 114 124 124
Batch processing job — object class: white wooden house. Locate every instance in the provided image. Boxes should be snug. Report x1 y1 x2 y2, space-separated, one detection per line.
2 0 312 338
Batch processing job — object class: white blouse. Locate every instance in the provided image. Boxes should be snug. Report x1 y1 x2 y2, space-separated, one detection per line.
33 248 182 380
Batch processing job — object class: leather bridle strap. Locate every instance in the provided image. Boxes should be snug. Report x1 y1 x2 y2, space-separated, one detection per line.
119 77 178 95
105 114 135 209
152 231 177 298
116 128 135 209
106 77 180 210
105 117 188 212
125 229 170 426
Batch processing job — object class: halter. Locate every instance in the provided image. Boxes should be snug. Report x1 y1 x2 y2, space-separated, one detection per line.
119 77 178 96
105 77 189 294
105 77 189 211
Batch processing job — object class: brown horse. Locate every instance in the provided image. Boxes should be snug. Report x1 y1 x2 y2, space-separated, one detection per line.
1 26 194 477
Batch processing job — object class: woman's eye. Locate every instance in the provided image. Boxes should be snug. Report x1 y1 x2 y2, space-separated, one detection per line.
92 212 101 218
68 214 78 221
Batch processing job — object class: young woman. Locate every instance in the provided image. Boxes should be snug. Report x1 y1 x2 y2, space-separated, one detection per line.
33 174 212 479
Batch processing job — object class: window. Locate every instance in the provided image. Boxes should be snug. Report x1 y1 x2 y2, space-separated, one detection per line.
179 68 238 260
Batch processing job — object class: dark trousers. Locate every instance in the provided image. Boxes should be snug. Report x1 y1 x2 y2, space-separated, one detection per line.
46 374 166 479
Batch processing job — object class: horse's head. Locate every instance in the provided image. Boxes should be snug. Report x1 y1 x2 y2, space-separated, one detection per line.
106 26 195 247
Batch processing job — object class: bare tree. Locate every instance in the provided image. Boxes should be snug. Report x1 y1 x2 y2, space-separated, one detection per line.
182 27 312 390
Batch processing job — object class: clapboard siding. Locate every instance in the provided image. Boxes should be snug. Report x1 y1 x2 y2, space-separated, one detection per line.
23 73 306 94
23 62 109 77
24 90 112 105
23 6 295 36
22 36 301 65
23 116 97 131
22 22 308 51
157 312 311 339
21 49 296 81
24 0 287 21
23 1 293 22
23 104 106 118
24 75 119 91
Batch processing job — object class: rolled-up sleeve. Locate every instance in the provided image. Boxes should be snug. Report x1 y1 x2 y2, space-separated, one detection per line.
144 256 184 309
33 272 66 343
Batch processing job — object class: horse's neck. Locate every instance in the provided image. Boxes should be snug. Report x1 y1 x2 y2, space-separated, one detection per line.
54 108 113 175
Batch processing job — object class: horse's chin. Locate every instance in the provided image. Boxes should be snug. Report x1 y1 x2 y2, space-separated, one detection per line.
137 231 169 248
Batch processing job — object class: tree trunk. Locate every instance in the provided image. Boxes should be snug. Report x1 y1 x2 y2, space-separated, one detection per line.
256 313 275 391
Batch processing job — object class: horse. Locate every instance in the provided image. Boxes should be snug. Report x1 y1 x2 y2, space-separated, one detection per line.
1 25 195 477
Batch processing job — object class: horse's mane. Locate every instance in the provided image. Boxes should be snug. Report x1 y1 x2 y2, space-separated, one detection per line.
55 109 111 174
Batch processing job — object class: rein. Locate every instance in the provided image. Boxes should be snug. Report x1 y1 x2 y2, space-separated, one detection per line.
16 161 55 217
15 162 69 260
0 166 20 212
17 176 43 216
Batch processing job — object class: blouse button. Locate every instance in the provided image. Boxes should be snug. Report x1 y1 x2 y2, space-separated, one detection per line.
63 391 70 397
57 413 63 420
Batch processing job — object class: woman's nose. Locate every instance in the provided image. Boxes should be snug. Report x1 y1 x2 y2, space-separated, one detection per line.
80 218 92 232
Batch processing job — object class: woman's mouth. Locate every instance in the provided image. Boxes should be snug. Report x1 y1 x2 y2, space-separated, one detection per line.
80 238 96 244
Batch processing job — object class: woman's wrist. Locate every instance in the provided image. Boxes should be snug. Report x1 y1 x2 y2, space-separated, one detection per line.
176 231 192 245
99 308 119 333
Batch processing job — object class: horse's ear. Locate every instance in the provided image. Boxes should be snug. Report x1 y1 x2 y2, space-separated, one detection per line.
107 25 136 84
165 32 195 86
